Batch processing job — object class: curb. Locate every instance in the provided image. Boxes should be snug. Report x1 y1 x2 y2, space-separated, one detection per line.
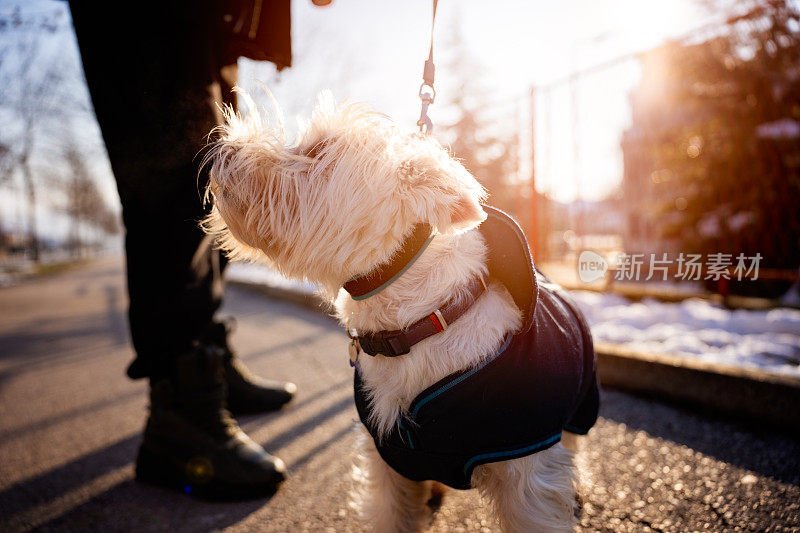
595 342 800 436
229 278 800 435
228 279 326 311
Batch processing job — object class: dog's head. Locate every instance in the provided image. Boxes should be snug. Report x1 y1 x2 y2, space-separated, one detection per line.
203 90 486 291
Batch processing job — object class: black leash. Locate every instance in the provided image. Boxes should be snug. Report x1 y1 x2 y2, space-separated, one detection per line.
417 0 438 134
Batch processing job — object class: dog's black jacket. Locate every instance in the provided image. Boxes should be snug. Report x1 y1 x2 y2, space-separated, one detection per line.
353 206 599 489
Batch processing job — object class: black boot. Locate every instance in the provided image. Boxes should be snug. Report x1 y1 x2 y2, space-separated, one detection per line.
135 345 286 500
206 321 296 415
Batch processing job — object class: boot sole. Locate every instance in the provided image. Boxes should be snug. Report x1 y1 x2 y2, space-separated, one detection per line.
135 445 284 501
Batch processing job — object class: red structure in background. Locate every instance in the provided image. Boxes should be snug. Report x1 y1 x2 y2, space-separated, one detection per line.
529 87 538 264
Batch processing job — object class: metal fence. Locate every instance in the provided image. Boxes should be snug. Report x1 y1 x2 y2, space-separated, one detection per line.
471 2 800 301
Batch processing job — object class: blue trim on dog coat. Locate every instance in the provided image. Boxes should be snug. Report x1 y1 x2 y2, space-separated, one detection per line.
353 207 600 490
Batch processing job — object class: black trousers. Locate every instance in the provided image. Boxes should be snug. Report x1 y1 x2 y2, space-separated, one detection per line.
70 2 236 378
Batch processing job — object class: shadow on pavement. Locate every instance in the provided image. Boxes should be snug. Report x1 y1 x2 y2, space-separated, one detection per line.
0 263 128 392
252 377 350 417
599 388 800 486
290 423 358 472
1 379 355 531
0 311 124 360
260 395 355 453
238 376 351 436
0 308 129 393
244 332 323 363
0 388 142 444
35 479 268 532
0 434 140 527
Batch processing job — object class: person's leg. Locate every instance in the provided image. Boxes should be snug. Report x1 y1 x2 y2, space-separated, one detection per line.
69 1 290 498
70 2 224 376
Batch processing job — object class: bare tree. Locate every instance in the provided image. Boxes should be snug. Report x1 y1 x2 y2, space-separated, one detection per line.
59 145 119 255
438 23 520 215
0 3 91 261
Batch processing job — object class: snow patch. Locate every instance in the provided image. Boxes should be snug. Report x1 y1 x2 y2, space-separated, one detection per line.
570 290 800 378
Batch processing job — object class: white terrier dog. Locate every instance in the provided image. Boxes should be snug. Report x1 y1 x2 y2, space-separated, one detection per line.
202 92 599 533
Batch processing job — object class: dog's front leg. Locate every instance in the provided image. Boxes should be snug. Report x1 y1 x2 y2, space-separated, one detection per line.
360 436 432 533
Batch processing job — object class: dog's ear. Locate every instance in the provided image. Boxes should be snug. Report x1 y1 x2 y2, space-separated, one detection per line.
201 125 292 262
434 190 487 234
399 161 487 235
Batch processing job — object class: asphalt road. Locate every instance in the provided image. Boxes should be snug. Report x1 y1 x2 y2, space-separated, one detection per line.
0 256 798 532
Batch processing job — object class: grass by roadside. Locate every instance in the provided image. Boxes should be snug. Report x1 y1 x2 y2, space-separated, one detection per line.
31 260 88 277
0 256 92 287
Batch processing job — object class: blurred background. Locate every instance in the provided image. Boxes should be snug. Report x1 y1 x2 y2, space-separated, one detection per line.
1 0 799 375
2 3 800 530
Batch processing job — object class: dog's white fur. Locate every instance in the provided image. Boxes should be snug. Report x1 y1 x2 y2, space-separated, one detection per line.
203 91 580 532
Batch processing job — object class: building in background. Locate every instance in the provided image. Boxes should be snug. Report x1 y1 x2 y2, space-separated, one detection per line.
621 1 800 296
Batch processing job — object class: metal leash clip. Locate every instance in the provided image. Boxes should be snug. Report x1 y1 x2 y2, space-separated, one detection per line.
417 81 436 134
416 0 437 134
347 329 361 366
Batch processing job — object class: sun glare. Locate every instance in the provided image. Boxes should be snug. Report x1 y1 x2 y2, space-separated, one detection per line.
530 0 702 203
